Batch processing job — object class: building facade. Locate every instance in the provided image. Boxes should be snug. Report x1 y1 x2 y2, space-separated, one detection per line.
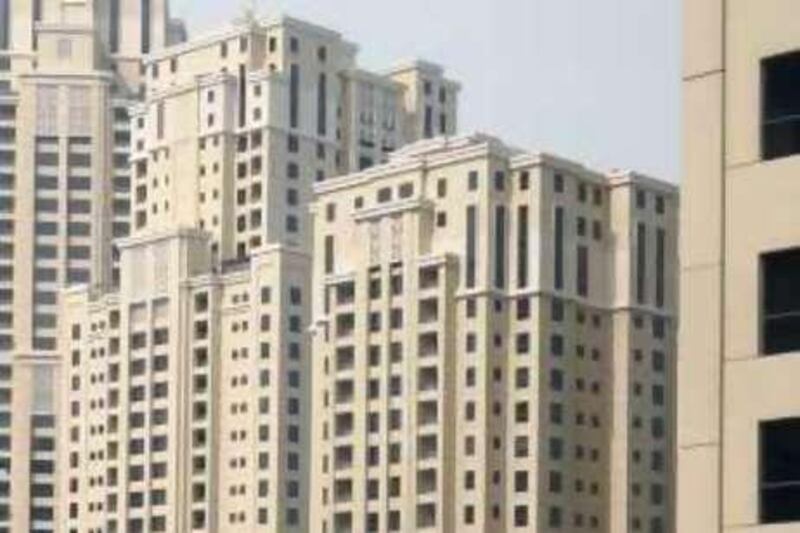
679 1 800 531
311 134 678 532
58 14 459 533
60 230 311 533
0 1 183 531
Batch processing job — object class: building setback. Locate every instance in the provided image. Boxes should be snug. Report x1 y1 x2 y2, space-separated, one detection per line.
58 14 458 533
679 0 800 531
0 1 184 530
310 134 678 533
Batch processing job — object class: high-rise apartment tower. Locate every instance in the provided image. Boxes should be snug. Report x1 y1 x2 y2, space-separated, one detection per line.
0 1 183 530
58 14 458 533
311 134 678 533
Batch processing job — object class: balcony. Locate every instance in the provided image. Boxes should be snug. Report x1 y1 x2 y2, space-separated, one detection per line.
417 434 438 460
418 298 439 324
335 347 355 372
334 379 354 404
336 282 355 306
419 332 438 358
416 503 436 529
335 314 355 339
334 413 353 438
417 400 438 427
334 479 353 503
418 367 438 393
419 266 439 290
417 468 437 494
333 445 353 470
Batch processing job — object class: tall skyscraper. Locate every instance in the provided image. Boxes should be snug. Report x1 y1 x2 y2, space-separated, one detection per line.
310 134 678 532
58 14 459 533
679 1 800 531
0 1 184 531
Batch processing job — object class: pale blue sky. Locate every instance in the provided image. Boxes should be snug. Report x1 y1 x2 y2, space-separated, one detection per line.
173 0 680 181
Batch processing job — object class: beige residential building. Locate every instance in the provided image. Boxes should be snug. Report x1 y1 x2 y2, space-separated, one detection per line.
310 134 678 533
58 13 459 533
678 1 800 532
0 1 183 531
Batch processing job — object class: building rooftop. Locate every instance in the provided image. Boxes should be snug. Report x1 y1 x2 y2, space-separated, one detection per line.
145 12 358 64
315 132 677 195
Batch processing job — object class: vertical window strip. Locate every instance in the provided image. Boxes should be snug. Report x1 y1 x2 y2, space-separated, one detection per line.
318 73 327 136
495 205 506 289
324 235 334 274
637 222 647 304
289 64 300 129
238 64 247 128
577 245 588 297
466 205 476 288
656 228 665 308
517 205 529 288
141 0 151 54
554 206 564 290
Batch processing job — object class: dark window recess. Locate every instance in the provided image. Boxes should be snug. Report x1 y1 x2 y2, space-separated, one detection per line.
0 1 9 51
517 206 529 288
317 73 327 136
637 223 647 304
141 0 150 54
760 418 800 523
468 171 478 191
109 0 119 53
324 235 334 274
577 245 589 297
762 51 800 160
656 228 665 308
554 207 564 290
762 248 800 355
289 64 300 129
238 64 247 128
494 206 506 289
465 205 477 288
156 102 164 140
424 105 433 138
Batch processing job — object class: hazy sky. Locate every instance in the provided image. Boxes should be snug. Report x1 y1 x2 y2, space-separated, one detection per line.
172 0 680 181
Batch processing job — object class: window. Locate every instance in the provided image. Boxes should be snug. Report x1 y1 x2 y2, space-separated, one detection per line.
156 102 165 139
437 179 447 198
141 0 151 53
318 73 327 136
377 187 392 203
424 105 433 138
494 171 505 191
762 248 800 355
466 206 477 288
760 418 800 523
399 183 414 199
494 206 506 288
554 207 564 290
637 223 647 304
656 228 666 307
238 64 247 127
554 172 564 192
468 171 478 191
577 245 589 297
324 236 334 274
289 64 300 129
762 51 800 160
519 170 530 191
518 206 529 288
